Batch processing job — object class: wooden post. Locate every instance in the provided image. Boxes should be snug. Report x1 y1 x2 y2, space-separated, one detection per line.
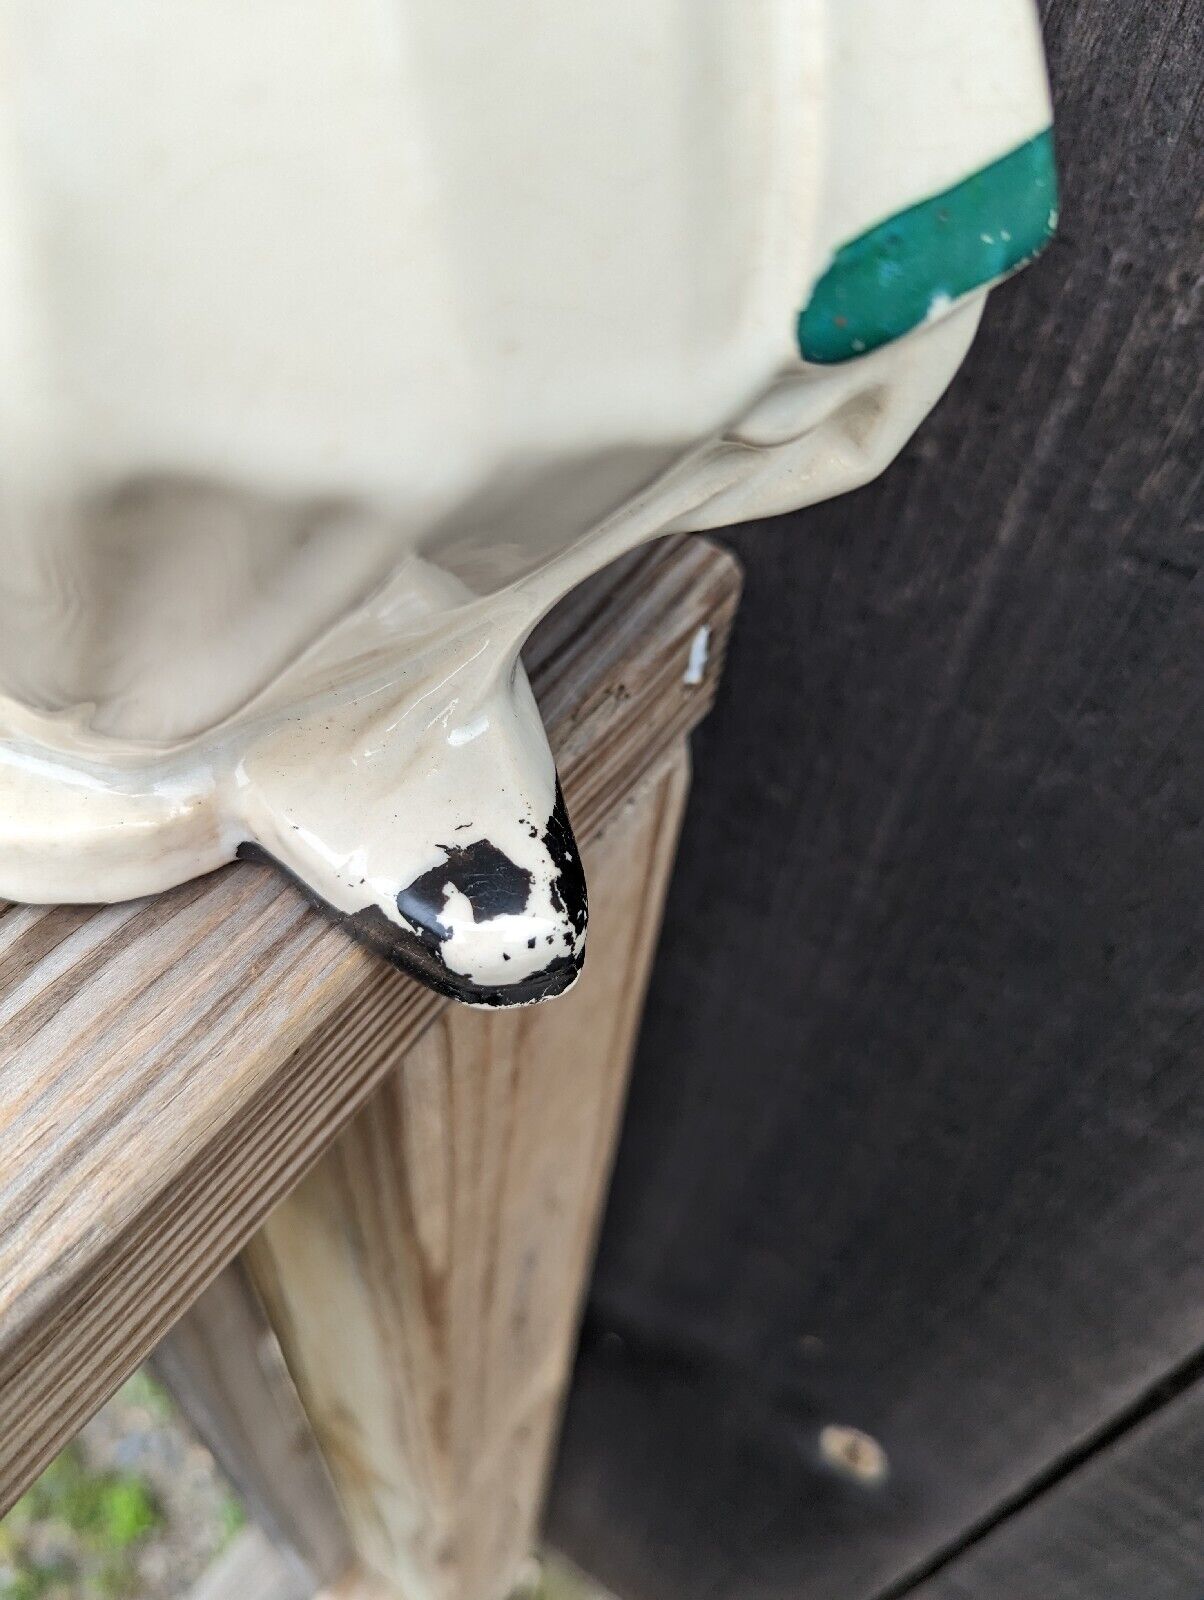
151 1259 353 1590
247 754 690 1600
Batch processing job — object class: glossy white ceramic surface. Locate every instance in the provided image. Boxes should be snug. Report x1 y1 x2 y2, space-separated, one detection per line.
0 1 1054 1002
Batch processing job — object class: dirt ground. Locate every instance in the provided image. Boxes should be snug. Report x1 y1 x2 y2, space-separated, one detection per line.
1 1370 610 1600
0 1371 242 1600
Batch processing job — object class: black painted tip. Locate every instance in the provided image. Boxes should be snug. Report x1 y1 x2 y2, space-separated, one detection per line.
238 783 588 1009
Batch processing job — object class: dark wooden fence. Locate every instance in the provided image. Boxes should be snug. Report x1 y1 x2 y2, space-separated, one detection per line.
548 1 1204 1595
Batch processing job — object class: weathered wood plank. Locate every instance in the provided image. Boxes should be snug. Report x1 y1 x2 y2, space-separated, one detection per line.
151 1259 352 1589
547 1 1204 1596
911 1369 1204 1600
0 535 741 1513
248 754 691 1600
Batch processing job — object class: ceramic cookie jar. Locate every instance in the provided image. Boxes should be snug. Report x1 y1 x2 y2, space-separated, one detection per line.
0 1 1057 1005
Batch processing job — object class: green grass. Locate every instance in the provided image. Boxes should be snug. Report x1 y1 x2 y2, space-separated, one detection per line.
0 1368 250 1600
0 1442 162 1600
215 1492 246 1547
4 1370 593 1600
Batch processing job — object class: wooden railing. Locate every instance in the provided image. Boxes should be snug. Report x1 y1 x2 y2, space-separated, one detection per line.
0 535 742 1600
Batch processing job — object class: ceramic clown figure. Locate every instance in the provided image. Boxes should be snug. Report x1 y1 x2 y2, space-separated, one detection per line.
0 0 1056 1004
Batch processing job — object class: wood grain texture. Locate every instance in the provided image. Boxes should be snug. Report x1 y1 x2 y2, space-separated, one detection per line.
151 1259 352 1589
247 755 691 1600
0 535 741 1513
548 3 1204 1597
911 1369 1204 1600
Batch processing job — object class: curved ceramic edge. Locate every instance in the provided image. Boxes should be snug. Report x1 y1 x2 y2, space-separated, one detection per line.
796 0 1056 363
0 298 986 1012
238 779 587 1008
232 643 589 1005
798 130 1057 363
0 619 587 1006
0 0 1057 1007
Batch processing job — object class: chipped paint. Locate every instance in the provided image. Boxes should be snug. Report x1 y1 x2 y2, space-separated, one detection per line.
798 130 1058 364
684 626 711 687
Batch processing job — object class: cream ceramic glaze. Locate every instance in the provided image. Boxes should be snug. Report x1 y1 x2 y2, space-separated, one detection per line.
0 1 1055 1004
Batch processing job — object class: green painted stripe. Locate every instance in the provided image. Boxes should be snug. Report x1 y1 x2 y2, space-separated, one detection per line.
797 127 1057 364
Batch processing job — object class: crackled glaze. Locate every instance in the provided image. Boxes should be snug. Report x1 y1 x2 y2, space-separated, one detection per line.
0 0 1055 1004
